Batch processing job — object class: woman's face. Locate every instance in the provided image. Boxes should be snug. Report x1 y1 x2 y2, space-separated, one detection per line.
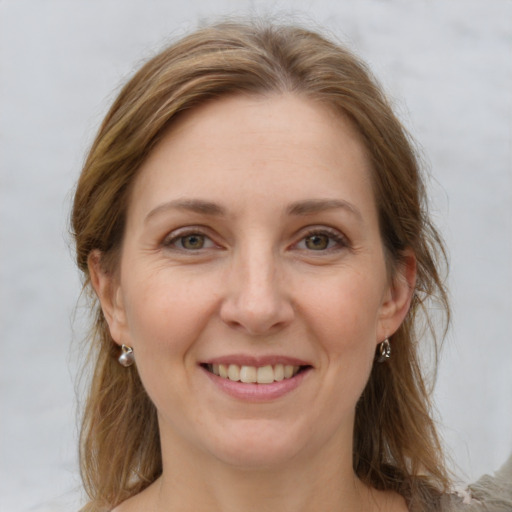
93 94 413 470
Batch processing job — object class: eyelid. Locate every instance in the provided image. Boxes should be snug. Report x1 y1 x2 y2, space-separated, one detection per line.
162 226 219 250
292 226 350 251
160 224 349 253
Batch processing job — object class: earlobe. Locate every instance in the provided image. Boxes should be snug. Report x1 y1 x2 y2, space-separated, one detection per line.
377 250 417 341
88 250 126 345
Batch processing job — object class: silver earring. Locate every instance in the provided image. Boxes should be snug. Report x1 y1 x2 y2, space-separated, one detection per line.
377 338 391 363
118 344 135 367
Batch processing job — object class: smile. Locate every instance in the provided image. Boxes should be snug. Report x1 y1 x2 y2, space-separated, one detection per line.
205 363 302 384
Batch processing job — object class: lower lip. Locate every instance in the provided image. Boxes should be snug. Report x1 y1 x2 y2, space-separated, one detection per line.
201 366 311 402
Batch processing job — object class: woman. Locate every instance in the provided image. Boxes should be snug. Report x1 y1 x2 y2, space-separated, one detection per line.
71 21 510 512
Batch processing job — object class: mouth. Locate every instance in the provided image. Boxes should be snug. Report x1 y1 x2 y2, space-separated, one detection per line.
201 363 311 384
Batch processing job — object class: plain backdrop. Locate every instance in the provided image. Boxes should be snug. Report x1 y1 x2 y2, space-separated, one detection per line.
1 1 511 510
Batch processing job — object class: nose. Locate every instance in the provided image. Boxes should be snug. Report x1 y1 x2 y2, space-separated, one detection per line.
219 245 294 336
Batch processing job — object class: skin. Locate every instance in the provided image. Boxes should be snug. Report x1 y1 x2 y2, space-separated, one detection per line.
90 94 415 512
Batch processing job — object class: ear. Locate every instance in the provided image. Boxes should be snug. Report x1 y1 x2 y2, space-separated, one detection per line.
377 249 417 342
88 250 127 346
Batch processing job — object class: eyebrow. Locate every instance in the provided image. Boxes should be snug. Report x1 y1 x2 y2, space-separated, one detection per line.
144 198 362 223
286 199 362 220
145 199 226 223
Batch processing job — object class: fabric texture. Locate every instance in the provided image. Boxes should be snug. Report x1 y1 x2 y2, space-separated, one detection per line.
441 454 512 511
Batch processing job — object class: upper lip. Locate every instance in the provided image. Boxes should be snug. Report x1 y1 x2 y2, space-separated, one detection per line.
201 354 312 367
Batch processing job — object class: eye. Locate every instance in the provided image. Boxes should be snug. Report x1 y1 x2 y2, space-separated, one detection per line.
295 228 348 252
304 233 331 251
164 230 216 251
179 234 208 250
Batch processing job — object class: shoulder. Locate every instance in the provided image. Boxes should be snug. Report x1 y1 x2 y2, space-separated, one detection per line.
109 479 160 512
441 454 512 512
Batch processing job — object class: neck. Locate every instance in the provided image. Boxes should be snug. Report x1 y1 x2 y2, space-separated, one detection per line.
150 429 375 512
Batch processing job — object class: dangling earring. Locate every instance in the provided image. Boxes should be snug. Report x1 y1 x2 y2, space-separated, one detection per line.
377 338 391 363
118 344 135 367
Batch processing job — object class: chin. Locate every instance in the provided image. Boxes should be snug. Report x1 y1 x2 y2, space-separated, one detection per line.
206 421 307 470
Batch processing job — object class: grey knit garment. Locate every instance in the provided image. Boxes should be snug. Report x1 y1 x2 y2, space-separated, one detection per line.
440 454 512 511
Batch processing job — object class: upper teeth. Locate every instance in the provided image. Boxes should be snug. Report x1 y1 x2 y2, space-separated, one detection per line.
209 363 300 384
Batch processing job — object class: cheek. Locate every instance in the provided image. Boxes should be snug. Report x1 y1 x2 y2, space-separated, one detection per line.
299 270 384 398
121 269 217 359
301 271 385 350
119 271 218 416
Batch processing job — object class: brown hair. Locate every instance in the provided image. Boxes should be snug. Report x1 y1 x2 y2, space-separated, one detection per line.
72 20 450 512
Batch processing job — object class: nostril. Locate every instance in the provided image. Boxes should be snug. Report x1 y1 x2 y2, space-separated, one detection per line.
219 283 294 335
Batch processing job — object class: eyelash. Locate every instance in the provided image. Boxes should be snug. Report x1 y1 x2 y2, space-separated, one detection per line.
162 226 350 253
293 227 349 252
163 227 216 251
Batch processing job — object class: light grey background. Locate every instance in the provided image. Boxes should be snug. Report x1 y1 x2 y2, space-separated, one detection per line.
1 1 511 510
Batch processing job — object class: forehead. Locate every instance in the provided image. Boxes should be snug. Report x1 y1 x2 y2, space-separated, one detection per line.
128 93 375 220
164 93 366 158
